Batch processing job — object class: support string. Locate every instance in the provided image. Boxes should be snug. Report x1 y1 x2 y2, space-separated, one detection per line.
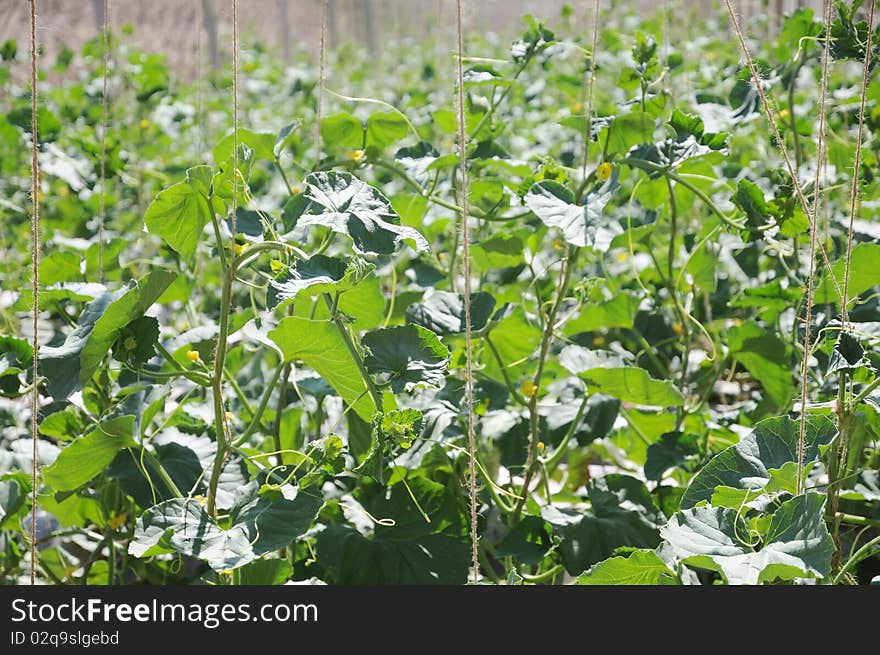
580 0 602 184
454 0 479 585
28 0 40 587
98 0 110 283
723 0 846 308
316 0 327 167
796 0 833 493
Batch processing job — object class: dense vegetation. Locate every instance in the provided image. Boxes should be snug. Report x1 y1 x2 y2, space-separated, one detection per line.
1 2 879 585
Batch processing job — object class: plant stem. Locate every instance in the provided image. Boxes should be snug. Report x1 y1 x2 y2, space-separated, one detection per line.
141 447 183 498
513 245 578 522
232 364 283 448
484 334 528 406
832 534 880 585
666 177 691 432
542 395 589 474
206 195 229 270
322 293 383 413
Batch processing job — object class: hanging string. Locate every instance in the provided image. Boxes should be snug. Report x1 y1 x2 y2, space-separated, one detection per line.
580 0 601 184
196 0 203 160
454 0 479 585
795 0 833 493
231 0 238 239
842 0 875 323
315 0 327 167
97 0 110 283
28 0 40 587
723 0 845 308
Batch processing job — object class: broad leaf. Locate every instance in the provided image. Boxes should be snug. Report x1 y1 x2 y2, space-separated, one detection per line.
269 316 376 422
43 416 136 492
680 414 837 509
405 290 496 335
295 171 428 255
661 493 835 584
362 325 449 393
541 475 664 574
576 549 678 585
524 177 618 248
144 166 213 267
40 270 177 400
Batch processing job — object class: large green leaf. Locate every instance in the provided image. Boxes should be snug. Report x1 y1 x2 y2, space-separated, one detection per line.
128 498 255 571
231 481 323 554
541 474 664 574
576 549 678 585
661 493 835 584
43 416 136 492
680 414 837 509
405 291 496 335
144 166 213 267
39 270 177 400
561 347 683 407
271 255 373 304
295 172 428 255
814 243 880 305
315 477 469 584
524 178 617 248
268 316 376 421
0 335 33 398
362 325 449 393
727 322 793 409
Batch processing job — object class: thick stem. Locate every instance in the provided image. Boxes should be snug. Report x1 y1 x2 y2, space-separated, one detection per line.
513 246 578 521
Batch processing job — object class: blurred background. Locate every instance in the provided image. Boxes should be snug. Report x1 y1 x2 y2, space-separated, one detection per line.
1 0 829 78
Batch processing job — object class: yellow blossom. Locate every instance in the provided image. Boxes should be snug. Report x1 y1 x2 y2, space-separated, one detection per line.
537 442 545 452
270 259 285 272
106 514 127 530
596 162 613 181
616 251 628 263
779 108 790 121
345 149 366 163
232 242 248 256
520 379 538 397
139 118 150 129
186 350 201 363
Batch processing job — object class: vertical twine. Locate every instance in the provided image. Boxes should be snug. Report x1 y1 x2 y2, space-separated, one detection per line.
723 0 844 307
97 0 110 283
29 0 40 587
231 0 238 239
842 0 875 323
795 0 833 493
454 0 479 585
196 0 203 160
315 0 327 167
580 0 602 184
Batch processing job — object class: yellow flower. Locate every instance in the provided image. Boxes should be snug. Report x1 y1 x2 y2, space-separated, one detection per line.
573 102 583 113
186 350 201 363
193 494 208 506
345 149 366 163
672 323 683 335
616 251 628 263
779 108 790 121
592 335 605 346
106 514 127 530
520 379 538 397
232 242 248 256
537 442 545 452
291 184 303 195
596 162 613 181
552 239 565 251
218 569 234 576
139 118 150 129
269 259 285 272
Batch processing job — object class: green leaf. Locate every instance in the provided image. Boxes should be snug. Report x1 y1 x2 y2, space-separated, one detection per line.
644 432 701 481
576 549 678 585
365 111 408 149
356 408 425 483
268 316 376 422
362 325 450 393
213 128 276 163
680 414 837 509
495 516 554 565
237 559 293 585
564 292 641 334
39 250 82 285
39 270 177 400
541 475 664 574
815 242 880 305
270 254 373 304
297 172 428 255
405 291 496 335
606 111 655 156
144 166 213 267
727 322 793 408
232 481 323 554
0 478 25 529
731 179 771 229
0 335 33 398
524 178 617 248
471 233 525 271
129 498 254 571
661 493 834 584
43 416 136 492
562 348 684 407
320 112 363 149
